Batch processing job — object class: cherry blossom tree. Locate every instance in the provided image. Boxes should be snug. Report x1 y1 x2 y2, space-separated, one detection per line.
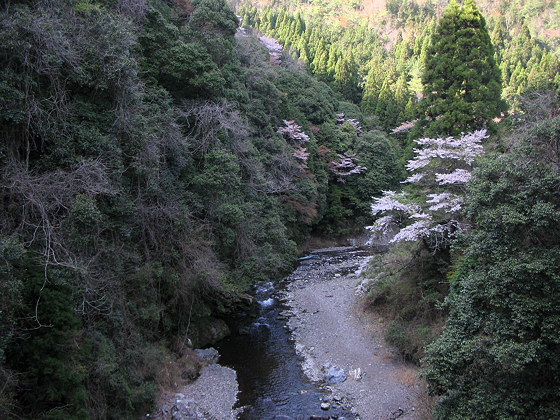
277 120 311 169
277 120 310 143
367 130 488 250
336 112 363 134
259 35 283 65
327 152 367 182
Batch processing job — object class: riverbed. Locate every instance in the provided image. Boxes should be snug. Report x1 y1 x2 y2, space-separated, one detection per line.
217 245 420 419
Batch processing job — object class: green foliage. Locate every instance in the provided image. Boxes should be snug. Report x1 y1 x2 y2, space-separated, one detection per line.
7 260 88 419
424 116 560 418
363 241 447 362
0 237 25 413
0 0 298 417
421 0 506 136
238 0 560 134
353 130 403 210
139 8 225 99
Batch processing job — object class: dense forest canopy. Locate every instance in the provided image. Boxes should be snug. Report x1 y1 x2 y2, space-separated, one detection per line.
233 1 560 418
0 0 400 418
235 0 560 130
1 0 559 418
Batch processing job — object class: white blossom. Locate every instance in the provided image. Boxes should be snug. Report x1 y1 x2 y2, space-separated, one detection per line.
427 193 463 213
277 120 310 143
368 130 486 251
401 173 425 184
406 130 486 172
426 193 452 203
390 219 431 243
370 191 419 215
435 169 472 185
372 215 395 234
410 212 430 219
292 146 310 163
335 113 363 134
260 36 283 65
391 119 418 134
328 152 366 180
405 155 431 171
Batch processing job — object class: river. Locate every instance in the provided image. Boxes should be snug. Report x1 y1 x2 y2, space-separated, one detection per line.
216 245 375 420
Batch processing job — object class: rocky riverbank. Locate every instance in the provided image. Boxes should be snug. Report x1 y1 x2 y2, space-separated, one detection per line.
281 246 420 420
150 245 421 420
150 348 240 420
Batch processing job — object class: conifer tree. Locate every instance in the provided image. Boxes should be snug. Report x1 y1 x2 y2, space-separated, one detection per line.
490 17 507 62
361 68 381 115
375 78 397 129
334 54 360 102
421 0 505 136
395 73 411 121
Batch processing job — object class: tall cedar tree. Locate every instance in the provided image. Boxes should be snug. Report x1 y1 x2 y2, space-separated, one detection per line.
421 0 506 136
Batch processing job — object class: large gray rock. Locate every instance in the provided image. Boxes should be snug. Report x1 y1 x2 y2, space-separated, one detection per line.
322 363 346 384
192 318 231 347
194 347 220 365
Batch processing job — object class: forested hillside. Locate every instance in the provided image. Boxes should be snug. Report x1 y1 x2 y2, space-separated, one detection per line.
236 0 560 129
233 0 560 417
1 0 559 419
0 0 400 418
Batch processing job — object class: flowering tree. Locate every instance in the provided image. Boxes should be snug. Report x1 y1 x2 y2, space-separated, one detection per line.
277 120 310 143
367 130 487 250
277 120 311 169
336 112 363 135
259 35 283 65
327 152 367 182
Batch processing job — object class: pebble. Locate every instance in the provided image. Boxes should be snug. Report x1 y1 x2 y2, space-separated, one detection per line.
320 402 331 410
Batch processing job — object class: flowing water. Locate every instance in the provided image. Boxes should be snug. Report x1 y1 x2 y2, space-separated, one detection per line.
216 246 373 420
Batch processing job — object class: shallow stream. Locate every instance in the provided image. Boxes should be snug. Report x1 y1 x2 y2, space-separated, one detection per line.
216 246 373 420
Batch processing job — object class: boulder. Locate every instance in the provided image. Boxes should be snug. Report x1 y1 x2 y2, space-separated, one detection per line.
322 363 346 384
194 347 220 365
192 318 230 347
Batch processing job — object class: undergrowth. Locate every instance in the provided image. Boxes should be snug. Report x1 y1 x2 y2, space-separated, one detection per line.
362 241 449 363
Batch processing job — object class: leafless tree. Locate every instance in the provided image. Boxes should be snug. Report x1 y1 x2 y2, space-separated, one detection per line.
1 159 115 326
180 100 250 156
118 0 147 24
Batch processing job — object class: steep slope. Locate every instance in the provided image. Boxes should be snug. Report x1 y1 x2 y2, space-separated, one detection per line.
0 0 401 418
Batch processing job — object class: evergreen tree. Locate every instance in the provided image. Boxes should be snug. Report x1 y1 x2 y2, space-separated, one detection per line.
421 0 505 136
312 47 329 81
490 16 507 62
394 72 411 122
334 54 360 102
361 51 386 115
361 67 381 115
375 78 397 129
